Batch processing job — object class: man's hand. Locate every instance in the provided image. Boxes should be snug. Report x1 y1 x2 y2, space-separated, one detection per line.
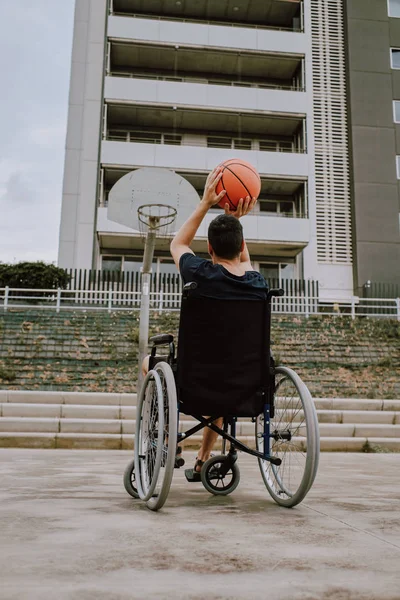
224 196 257 219
202 167 227 208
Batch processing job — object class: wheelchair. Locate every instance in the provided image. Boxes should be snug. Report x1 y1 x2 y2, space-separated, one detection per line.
123 283 320 511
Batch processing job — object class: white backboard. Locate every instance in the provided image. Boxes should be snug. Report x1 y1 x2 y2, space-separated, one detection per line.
107 168 200 232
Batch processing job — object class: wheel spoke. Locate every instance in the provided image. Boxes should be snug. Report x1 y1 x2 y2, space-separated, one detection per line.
256 367 319 507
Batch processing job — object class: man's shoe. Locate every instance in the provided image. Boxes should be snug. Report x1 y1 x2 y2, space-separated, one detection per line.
185 458 204 482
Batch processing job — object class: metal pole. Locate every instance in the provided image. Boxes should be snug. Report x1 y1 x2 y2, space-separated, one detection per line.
138 229 157 393
56 288 61 313
4 286 9 312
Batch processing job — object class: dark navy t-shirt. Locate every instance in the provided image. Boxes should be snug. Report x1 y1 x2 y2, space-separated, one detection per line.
179 253 268 300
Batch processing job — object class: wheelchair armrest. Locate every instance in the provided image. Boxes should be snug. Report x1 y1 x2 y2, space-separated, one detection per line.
149 334 174 346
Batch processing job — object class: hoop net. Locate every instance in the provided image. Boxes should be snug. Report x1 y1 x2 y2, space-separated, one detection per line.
137 204 177 241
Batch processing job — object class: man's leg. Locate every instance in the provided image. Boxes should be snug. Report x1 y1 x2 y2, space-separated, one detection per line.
142 355 150 378
195 417 223 471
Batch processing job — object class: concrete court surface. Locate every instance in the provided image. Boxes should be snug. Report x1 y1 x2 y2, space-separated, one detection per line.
0 450 399 600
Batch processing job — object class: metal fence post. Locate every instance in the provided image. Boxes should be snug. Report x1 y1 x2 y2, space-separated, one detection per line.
351 296 356 320
304 288 309 319
396 298 400 322
159 290 164 312
4 286 9 312
108 288 113 313
56 288 61 313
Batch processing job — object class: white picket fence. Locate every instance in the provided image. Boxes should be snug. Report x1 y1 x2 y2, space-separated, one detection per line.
0 287 399 319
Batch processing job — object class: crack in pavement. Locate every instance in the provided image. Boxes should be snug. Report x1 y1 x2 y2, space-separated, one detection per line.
302 503 400 551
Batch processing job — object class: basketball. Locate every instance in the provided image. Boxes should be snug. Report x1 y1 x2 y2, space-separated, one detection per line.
215 159 261 210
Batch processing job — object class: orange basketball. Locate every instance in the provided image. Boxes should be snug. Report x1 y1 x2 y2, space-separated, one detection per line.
215 159 261 210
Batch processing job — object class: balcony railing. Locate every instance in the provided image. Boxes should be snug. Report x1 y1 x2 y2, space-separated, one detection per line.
106 130 304 153
108 71 305 92
110 12 303 33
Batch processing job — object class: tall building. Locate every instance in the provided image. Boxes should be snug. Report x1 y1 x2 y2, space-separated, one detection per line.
58 0 399 298
346 0 400 291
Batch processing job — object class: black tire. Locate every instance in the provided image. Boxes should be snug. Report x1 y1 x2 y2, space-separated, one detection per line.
256 366 320 508
123 459 139 499
201 455 241 496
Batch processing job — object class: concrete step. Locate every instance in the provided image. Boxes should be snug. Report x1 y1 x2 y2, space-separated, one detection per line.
313 398 400 411
0 391 137 406
2 404 398 425
1 416 400 439
0 432 399 452
0 403 136 420
2 391 399 411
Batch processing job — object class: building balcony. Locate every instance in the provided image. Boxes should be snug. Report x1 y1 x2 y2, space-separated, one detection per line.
104 101 307 151
104 75 307 114
97 206 310 259
111 0 304 32
107 40 305 92
101 139 309 178
100 167 309 219
107 15 307 55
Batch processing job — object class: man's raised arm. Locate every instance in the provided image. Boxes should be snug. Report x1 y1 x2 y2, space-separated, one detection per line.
170 167 225 269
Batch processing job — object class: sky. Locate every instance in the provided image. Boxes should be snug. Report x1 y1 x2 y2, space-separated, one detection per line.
0 0 75 264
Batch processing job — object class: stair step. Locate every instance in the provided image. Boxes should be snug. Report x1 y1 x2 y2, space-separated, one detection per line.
1 392 400 411
2 404 397 424
0 432 399 452
1 403 136 420
0 391 137 406
1 417 400 439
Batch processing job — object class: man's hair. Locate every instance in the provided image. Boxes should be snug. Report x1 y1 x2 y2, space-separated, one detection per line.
207 214 243 260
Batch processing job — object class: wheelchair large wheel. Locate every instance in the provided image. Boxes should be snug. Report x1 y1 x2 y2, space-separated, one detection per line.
134 362 178 511
134 369 164 502
123 459 139 499
256 366 319 508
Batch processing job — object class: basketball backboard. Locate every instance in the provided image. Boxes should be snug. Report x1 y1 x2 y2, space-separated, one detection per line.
107 168 200 233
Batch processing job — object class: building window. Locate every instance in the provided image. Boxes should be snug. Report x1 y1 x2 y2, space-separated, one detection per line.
388 0 400 18
394 101 400 123
102 256 122 271
259 263 279 282
259 262 297 283
101 255 178 276
391 49 400 69
206 136 252 150
396 156 400 179
259 199 296 217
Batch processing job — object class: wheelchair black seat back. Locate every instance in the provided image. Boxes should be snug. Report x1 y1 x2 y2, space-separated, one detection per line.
124 284 320 512
177 295 270 418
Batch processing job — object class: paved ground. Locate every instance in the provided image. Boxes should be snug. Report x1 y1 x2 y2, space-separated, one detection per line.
0 450 399 600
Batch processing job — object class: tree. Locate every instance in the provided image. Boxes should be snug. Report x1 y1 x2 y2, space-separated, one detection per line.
0 262 70 289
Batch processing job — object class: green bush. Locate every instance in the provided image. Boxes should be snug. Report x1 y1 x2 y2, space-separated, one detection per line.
0 262 70 290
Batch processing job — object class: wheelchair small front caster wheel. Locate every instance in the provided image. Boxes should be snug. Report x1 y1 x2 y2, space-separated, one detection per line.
201 455 240 496
123 459 139 499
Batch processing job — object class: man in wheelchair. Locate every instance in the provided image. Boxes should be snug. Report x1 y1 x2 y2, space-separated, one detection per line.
132 167 319 511
143 166 264 480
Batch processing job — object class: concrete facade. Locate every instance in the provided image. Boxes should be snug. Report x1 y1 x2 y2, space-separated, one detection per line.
346 0 400 290
59 0 108 270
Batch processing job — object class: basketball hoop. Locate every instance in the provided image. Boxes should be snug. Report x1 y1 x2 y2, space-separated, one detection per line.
107 167 200 393
137 203 177 240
